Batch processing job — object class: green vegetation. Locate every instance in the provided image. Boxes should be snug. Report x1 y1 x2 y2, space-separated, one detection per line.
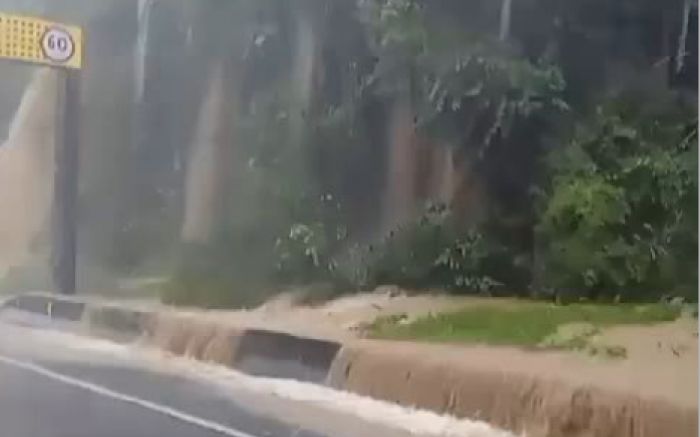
536 99 698 301
370 302 681 346
104 0 696 308
344 204 528 295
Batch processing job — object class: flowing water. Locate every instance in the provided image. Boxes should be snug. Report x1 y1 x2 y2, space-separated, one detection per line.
0 68 58 275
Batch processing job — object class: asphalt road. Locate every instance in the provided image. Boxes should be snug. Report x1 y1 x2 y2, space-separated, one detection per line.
0 311 427 437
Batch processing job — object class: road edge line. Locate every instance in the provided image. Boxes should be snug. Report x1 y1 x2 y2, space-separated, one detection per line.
0 354 260 437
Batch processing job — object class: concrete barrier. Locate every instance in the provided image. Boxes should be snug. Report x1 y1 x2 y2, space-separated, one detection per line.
141 314 342 383
2 292 85 321
4 293 52 315
233 329 341 384
2 295 340 386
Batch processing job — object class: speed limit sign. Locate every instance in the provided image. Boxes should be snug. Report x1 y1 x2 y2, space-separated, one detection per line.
0 11 83 295
42 27 75 63
0 12 83 69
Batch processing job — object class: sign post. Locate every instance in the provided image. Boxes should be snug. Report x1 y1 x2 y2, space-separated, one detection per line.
53 69 80 295
0 13 83 295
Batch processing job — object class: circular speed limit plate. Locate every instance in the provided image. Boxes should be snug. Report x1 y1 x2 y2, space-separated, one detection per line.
41 27 75 63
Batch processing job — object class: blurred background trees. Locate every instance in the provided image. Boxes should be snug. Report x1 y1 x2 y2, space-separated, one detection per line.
1 0 694 305
128 0 699 305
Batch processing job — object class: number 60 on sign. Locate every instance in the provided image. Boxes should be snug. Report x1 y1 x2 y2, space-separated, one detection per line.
0 12 82 69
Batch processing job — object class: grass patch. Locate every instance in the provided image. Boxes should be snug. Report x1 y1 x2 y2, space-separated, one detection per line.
369 302 681 347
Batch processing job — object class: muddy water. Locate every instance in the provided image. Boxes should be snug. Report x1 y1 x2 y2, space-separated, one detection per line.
381 100 465 232
0 68 58 274
181 61 239 244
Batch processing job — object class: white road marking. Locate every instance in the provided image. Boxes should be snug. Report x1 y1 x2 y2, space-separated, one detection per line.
0 321 514 437
0 354 260 437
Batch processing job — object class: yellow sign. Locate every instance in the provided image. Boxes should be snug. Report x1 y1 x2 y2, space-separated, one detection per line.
0 13 83 69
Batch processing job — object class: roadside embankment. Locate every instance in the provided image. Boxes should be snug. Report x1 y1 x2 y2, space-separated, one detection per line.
2 292 696 437
328 339 697 437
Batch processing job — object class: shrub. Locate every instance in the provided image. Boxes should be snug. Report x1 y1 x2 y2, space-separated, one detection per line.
274 222 341 285
360 204 523 294
536 97 698 301
160 242 275 308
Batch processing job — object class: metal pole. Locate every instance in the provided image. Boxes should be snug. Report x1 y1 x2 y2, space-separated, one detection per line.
52 68 80 295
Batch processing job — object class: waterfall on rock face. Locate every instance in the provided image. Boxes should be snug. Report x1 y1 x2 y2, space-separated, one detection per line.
676 0 692 74
380 102 459 234
450 159 486 225
380 100 472 234
134 0 152 104
499 0 512 41
0 68 58 274
381 100 418 233
181 62 234 244
289 6 319 155
429 145 456 208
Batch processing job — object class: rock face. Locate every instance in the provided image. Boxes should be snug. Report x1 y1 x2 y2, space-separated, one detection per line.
0 68 58 275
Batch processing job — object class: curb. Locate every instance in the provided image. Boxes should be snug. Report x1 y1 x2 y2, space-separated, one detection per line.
2 293 696 437
141 313 341 384
2 292 85 321
233 329 341 384
0 293 343 385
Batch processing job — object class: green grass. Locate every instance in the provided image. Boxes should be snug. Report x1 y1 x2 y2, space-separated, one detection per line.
369 302 681 347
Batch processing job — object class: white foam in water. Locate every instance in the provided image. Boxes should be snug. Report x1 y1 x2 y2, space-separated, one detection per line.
188 365 517 437
21 324 134 357
28 328 517 437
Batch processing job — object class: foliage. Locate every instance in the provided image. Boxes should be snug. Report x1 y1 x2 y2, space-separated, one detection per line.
415 52 567 158
273 194 348 286
361 0 568 158
536 96 698 300
157 0 696 308
433 231 503 293
165 97 353 307
358 204 522 294
161 240 279 308
370 302 680 345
